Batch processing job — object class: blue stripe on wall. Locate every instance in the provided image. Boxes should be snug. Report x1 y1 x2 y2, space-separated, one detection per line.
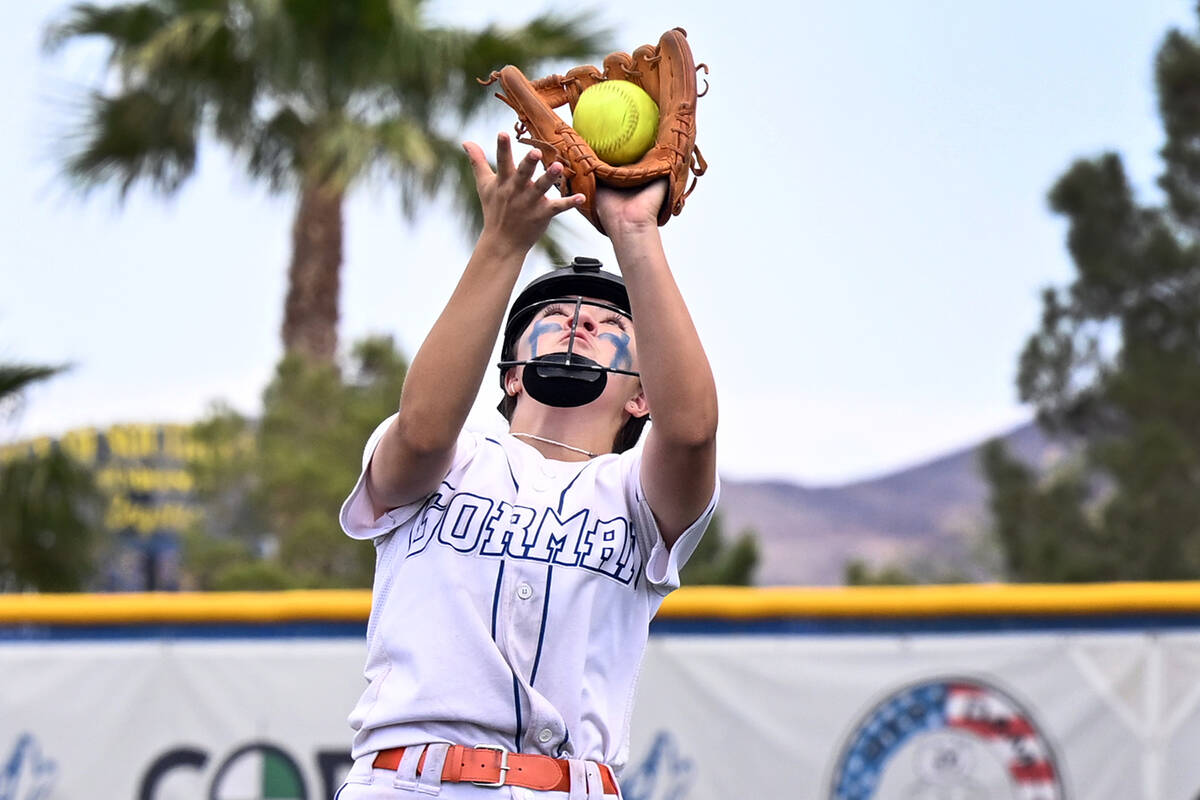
5 613 1200 643
648 613 1200 636
0 621 368 642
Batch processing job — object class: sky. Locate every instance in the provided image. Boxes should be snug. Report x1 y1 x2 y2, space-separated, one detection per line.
1 0 1195 487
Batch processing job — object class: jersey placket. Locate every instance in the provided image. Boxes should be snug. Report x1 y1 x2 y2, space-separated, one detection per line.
495 458 569 754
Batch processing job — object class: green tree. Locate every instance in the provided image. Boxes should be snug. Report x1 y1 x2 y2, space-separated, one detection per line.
843 559 918 586
183 334 408 588
680 511 759 586
182 401 274 589
842 556 970 586
984 12 1200 581
256 335 409 585
0 364 103 591
44 0 609 361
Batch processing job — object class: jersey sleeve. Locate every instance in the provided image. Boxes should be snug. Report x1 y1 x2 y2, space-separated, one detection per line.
339 414 481 541
623 448 721 595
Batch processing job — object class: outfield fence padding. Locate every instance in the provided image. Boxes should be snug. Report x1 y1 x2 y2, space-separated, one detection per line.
2 584 1199 800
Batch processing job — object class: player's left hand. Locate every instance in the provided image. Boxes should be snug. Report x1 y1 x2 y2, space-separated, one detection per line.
595 179 669 236
465 132 585 254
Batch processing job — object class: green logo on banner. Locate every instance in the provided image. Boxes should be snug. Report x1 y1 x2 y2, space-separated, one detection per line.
211 744 306 800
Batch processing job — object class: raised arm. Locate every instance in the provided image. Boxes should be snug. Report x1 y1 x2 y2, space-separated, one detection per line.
596 182 719 546
365 134 583 515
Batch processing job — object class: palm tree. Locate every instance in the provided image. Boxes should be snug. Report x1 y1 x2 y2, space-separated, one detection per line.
44 0 610 361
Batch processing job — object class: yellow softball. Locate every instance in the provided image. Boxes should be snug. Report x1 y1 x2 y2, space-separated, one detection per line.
572 80 660 165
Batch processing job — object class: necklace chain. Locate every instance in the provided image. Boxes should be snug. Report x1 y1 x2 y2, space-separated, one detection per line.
511 432 598 459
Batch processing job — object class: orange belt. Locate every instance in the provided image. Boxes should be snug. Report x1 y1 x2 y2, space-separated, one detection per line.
373 744 619 794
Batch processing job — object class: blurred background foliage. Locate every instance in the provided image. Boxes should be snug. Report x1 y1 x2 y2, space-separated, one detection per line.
679 512 758 586
183 334 408 589
0 364 103 592
14 0 1200 591
980 14 1200 582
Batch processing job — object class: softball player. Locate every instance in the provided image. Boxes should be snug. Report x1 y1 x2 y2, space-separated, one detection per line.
334 132 719 799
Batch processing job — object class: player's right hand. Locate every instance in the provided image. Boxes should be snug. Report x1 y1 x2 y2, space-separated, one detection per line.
464 132 585 253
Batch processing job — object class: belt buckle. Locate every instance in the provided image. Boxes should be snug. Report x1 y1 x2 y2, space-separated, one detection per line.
469 744 510 788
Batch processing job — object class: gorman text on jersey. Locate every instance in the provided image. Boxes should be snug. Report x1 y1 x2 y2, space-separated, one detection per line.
398 480 641 585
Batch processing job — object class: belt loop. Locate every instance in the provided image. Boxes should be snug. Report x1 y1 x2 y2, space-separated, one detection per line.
391 745 426 792
566 759 588 800
346 753 376 785
606 765 623 799
416 743 450 795
441 745 465 783
582 760 604 800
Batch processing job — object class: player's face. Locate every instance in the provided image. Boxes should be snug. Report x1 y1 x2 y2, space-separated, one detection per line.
514 296 638 373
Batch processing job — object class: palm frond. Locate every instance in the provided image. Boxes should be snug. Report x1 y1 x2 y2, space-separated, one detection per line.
0 365 68 403
490 10 613 66
287 112 436 195
399 136 573 261
246 106 305 192
43 2 168 56
309 114 383 192
447 11 613 119
121 10 224 74
375 9 612 122
130 10 259 144
375 127 458 221
48 4 256 197
536 221 575 265
64 88 200 198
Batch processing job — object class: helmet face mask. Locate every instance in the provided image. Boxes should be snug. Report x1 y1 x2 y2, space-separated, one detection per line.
497 258 641 411
499 296 638 408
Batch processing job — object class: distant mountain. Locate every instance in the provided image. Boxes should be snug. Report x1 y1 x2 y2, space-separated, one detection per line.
716 421 1069 586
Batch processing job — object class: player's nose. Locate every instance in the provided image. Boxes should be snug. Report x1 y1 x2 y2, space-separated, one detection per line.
570 305 598 333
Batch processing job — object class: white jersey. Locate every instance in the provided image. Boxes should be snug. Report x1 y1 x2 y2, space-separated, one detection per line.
339 415 718 772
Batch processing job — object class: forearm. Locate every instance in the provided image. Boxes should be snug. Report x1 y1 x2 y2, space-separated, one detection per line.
609 224 718 446
367 232 524 511
395 232 525 451
394 136 576 453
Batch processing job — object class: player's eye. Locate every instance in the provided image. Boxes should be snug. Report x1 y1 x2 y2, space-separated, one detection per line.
541 304 569 318
602 314 629 331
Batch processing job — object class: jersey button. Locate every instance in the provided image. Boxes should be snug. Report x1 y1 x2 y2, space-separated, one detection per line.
537 729 554 744
516 583 534 600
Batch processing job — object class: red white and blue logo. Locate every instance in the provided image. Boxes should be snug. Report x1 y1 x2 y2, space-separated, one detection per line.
829 677 1065 799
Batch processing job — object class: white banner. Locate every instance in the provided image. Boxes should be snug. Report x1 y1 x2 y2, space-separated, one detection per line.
0 638 364 799
3 627 1200 799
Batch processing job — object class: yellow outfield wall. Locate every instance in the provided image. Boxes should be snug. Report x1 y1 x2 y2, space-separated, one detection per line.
3 581 1200 624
